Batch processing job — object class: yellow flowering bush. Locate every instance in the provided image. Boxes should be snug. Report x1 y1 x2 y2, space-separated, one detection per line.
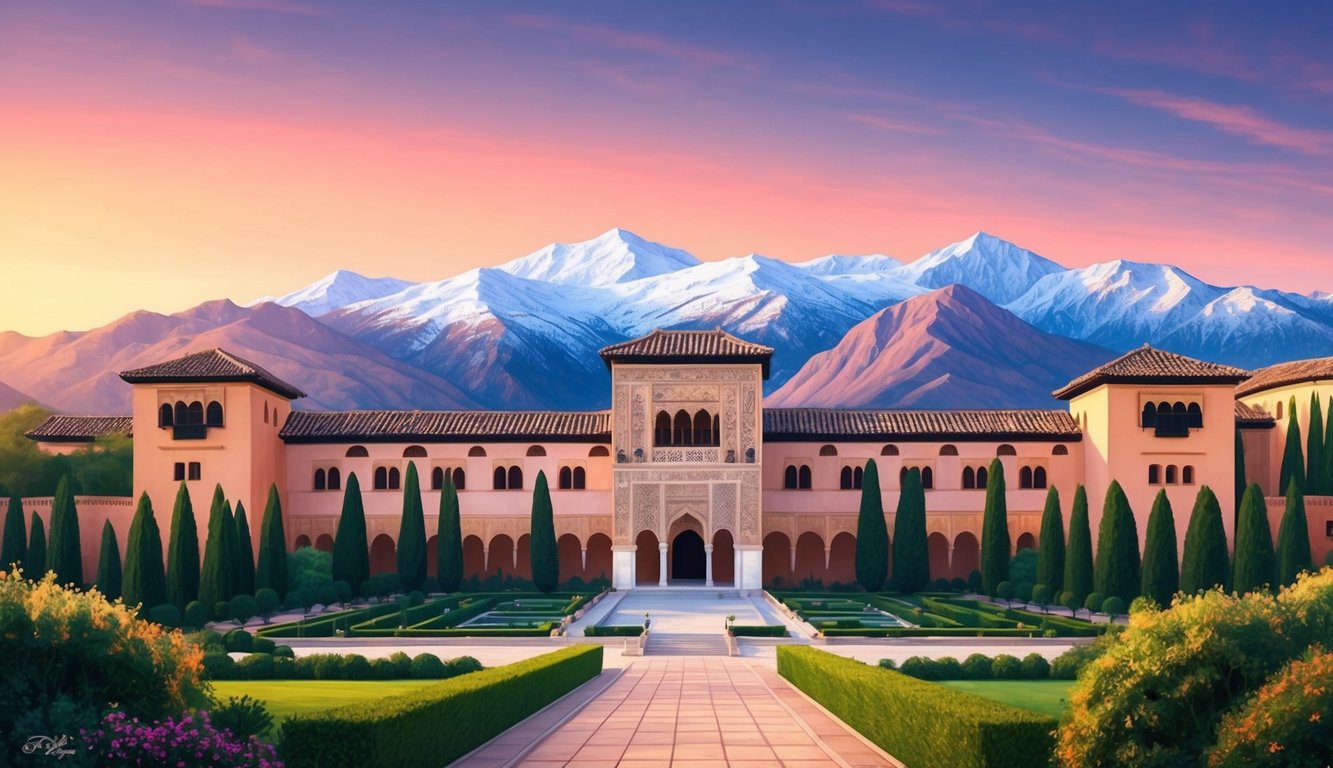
0 568 208 759
1206 646 1332 768
1056 568 1333 768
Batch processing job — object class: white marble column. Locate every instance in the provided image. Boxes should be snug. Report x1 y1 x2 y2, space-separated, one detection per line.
581 547 588 572
704 543 715 586
658 542 668 586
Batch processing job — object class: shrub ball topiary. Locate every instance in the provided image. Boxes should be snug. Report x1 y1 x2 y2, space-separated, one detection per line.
961 653 993 680
410 652 447 678
200 650 237 680
1016 582 1034 603
967 569 983 593
409 589 426 606
149 602 181 628
1020 653 1050 679
316 584 338 607
996 581 1015 601
898 656 936 680
230 593 258 624
224 628 253 653
255 587 280 617
1083 592 1107 613
333 580 353 603
1031 584 1052 607
1060 591 1080 613
991 654 1022 679
252 636 276 655
213 599 230 620
272 644 295 659
235 652 274 680
1101 595 1126 617
949 577 967 592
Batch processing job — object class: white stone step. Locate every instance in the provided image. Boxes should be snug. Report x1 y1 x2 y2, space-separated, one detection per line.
645 632 730 656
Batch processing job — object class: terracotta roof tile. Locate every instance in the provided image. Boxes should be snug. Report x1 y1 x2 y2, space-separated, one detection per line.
120 349 306 400
762 408 1081 442
1234 401 1276 428
599 329 773 377
1054 345 1248 400
280 410 611 444
1235 357 1333 398
25 415 133 442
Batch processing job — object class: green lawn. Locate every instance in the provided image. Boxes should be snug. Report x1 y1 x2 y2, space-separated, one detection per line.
210 680 437 722
935 680 1074 719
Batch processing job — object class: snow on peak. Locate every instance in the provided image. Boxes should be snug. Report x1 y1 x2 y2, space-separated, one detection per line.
795 253 903 276
891 231 1065 304
496 227 701 286
252 269 415 317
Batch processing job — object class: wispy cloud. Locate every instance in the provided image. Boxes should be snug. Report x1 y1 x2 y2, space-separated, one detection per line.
183 0 327 16
844 112 947 136
1103 87 1333 156
503 13 752 70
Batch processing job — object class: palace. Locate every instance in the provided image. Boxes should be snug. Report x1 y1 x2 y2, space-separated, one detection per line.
23 329 1333 587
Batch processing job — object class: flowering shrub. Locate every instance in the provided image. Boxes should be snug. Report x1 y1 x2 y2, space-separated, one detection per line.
82 710 282 768
0 569 207 752
1206 647 1332 768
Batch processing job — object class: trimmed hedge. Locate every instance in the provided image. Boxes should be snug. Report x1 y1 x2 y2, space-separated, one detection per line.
778 646 1055 768
584 625 645 637
728 625 788 637
257 602 399 638
281 645 603 768
822 627 1040 638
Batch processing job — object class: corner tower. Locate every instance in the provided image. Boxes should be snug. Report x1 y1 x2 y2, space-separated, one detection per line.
120 349 306 534
600 329 772 589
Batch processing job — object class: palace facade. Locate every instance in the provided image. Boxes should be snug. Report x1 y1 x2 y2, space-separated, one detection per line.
24 329 1333 588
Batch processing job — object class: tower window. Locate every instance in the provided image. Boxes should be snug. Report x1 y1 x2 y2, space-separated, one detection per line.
173 462 185 481
187 462 201 481
206 401 224 427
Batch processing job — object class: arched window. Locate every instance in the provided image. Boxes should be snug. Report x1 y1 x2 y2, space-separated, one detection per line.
1187 402 1203 428
1182 465 1194 484
452 468 465 490
997 444 1016 456
899 466 909 486
853 466 863 489
820 444 838 457
328 467 341 491
976 465 989 487
940 444 958 456
374 466 388 490
404 445 426 458
468 446 487 457
314 468 327 491
784 465 799 489
1172 401 1187 415
178 401 202 425
1052 444 1069 456
1148 464 1161 484
840 466 853 490
263 401 269 424
206 401 224 427
962 466 976 489
1275 400 1284 419
527 445 546 457
921 467 934 490
431 467 445 491
493 467 507 490
573 467 586 489
881 444 899 456
1033 467 1047 489
1165 465 1178 484
508 466 523 490
672 410 692 446
589 446 609 457
559 466 572 490
1019 466 1033 489
654 411 671 446
712 414 720 446
798 465 812 490
694 411 712 447
159 403 174 428
1141 402 1158 428
346 445 369 458
388 467 401 490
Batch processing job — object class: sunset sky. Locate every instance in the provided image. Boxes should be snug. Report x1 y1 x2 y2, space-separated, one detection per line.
2 1 1331 336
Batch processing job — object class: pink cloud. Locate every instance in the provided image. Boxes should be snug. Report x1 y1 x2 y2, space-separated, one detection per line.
844 112 948 137
503 14 752 70
183 0 326 15
1104 88 1333 156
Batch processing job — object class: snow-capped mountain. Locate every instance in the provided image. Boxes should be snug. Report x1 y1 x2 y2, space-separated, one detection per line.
892 231 1065 304
252 269 414 317
496 227 701 285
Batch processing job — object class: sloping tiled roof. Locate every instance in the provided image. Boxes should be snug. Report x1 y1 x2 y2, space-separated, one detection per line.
25 415 133 443
1234 401 1276 429
280 410 611 444
762 408 1081 442
599 329 774 378
1054 345 1248 400
120 349 306 399
1235 357 1333 398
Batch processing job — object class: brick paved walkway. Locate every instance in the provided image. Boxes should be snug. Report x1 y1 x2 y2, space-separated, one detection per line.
505 657 898 768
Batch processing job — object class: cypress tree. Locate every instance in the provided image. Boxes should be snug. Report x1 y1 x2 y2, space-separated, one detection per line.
1307 394 1324 495
47 475 82 587
529 470 559 593
1180 485 1230 593
1275 478 1313 587
27 513 47 577
221 500 239 597
396 461 427 591
122 492 166 609
1036 486 1064 593
234 501 255 596
1232 483 1276 594
166 481 200 607
256 483 288 599
1140 489 1179 607
1234 428 1246 529
1323 396 1333 496
333 473 370 594
2 494 26 570
854 459 888 591
199 485 233 606
980 459 1010 596
892 466 929 593
95 520 122 600
1093 480 1140 603
1062 485 1094 606
1278 397 1305 495
437 474 463 592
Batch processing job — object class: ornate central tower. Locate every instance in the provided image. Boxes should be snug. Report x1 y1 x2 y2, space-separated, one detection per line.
601 329 771 590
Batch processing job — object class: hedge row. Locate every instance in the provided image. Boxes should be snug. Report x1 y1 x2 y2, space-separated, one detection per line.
350 595 474 633
777 646 1055 768
281 645 604 768
584 625 644 637
203 650 481 681
256 602 400 638
728 625 788 637
885 653 1051 681
822 627 1041 638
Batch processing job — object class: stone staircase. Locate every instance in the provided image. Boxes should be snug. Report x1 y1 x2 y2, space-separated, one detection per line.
645 632 730 656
